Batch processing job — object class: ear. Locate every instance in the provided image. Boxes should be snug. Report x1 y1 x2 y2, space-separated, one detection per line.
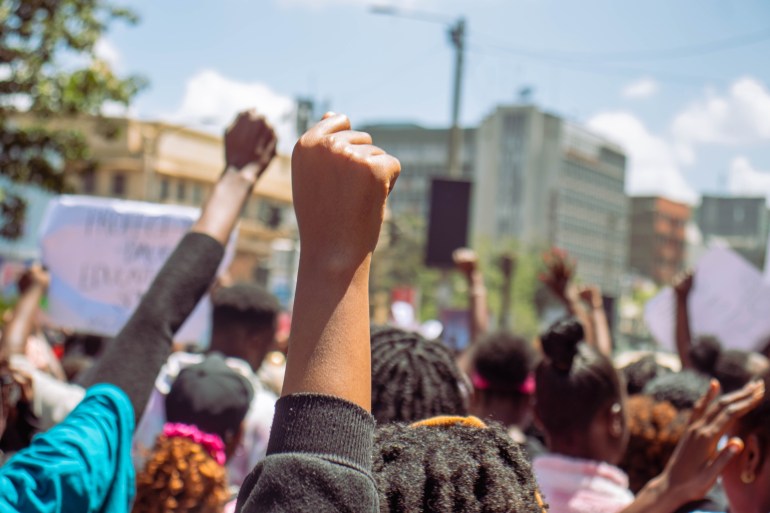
742 433 764 478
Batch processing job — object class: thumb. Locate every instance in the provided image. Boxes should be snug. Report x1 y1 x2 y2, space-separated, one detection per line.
705 438 744 483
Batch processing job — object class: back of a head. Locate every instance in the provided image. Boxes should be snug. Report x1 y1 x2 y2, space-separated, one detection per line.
472 332 537 396
619 395 689 493
373 420 542 513
689 335 722 377
690 336 767 394
535 318 622 438
643 370 710 410
133 354 253 513
621 354 672 396
371 325 467 424
210 283 280 357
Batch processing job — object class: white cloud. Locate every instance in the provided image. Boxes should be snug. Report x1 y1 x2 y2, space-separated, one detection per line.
168 69 297 153
672 77 770 147
728 156 770 204
622 78 659 99
94 38 121 69
588 111 698 204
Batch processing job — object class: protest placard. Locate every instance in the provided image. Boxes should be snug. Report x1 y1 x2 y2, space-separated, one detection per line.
645 246 770 352
39 195 235 342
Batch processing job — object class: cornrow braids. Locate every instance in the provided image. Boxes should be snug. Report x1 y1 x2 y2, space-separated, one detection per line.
371 325 467 424
373 421 544 513
132 435 229 513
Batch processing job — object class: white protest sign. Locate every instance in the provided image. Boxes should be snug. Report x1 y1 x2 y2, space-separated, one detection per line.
39 195 235 342
644 246 770 352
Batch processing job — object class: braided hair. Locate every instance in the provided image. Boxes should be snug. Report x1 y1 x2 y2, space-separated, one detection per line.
371 325 467 424
373 421 544 513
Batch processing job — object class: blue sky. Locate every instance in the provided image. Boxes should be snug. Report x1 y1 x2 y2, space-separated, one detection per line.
100 0 770 204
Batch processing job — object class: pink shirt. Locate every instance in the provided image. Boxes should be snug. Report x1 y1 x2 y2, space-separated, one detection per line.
533 454 634 513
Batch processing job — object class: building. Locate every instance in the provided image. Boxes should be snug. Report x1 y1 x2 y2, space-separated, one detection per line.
627 196 690 285
360 123 476 218
472 105 628 296
55 116 296 286
696 195 769 269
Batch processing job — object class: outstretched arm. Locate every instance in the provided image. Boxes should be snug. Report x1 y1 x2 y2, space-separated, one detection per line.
82 111 277 419
673 271 695 370
578 285 612 356
453 248 489 346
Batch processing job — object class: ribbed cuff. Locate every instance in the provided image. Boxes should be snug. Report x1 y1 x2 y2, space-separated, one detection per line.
267 394 375 472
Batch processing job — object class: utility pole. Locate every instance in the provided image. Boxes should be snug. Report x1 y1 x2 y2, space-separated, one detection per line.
447 18 466 179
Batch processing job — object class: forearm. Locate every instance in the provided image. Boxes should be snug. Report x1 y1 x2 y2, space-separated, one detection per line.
467 271 489 344
0 284 45 361
191 166 257 244
591 304 613 356
281 254 372 411
619 477 684 513
676 296 694 369
567 298 597 348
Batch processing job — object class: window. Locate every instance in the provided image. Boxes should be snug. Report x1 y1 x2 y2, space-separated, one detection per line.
192 184 203 204
111 172 126 197
177 181 186 202
82 168 96 194
160 178 170 200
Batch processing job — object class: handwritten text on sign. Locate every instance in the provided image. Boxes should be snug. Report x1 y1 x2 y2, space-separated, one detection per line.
39 195 233 342
644 247 770 352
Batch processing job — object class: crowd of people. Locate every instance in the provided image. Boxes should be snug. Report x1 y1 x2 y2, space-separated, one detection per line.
0 109 767 513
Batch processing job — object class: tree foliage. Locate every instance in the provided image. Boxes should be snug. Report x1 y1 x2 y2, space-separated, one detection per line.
0 0 146 238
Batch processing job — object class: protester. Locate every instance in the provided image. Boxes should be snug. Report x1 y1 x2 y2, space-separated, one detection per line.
373 417 545 513
674 271 769 392
133 282 280 486
370 324 468 424
468 331 544 459
132 354 253 513
621 354 673 396
0 109 276 512
532 317 633 513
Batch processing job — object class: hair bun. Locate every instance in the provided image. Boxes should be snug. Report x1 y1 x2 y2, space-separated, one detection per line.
541 318 584 373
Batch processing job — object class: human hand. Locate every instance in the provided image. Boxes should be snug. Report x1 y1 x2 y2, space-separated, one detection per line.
578 285 603 309
673 270 694 300
18 264 50 294
657 379 765 504
291 113 401 271
453 248 478 276
539 248 575 301
224 110 278 178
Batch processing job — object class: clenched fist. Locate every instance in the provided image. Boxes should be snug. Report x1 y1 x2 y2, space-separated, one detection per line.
225 110 277 178
292 113 400 271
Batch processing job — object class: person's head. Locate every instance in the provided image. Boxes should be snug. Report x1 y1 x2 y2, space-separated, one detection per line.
535 318 628 465
210 283 280 371
619 395 689 493
643 370 710 411
469 331 538 428
621 354 672 396
721 373 770 513
371 325 468 424
373 417 545 513
690 336 770 393
132 354 253 513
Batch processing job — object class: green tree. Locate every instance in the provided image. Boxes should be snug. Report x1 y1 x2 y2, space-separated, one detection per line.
0 0 146 238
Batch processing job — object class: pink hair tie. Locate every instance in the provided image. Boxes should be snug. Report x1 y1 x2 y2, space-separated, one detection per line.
518 374 536 395
162 422 227 466
472 372 491 391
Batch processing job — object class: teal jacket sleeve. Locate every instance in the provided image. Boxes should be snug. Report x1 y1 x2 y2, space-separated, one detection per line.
0 384 135 513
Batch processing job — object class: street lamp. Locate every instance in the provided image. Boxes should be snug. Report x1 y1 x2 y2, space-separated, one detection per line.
370 6 466 179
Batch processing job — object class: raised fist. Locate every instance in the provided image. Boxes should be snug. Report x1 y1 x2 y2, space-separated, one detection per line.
224 110 278 177
291 113 400 271
18 264 50 294
453 248 478 276
673 270 694 299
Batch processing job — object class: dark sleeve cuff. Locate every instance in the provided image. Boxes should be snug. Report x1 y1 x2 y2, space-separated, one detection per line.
267 394 375 473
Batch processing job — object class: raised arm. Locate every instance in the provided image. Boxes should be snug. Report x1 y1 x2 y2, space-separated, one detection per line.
453 248 489 345
82 110 277 418
578 285 612 356
0 266 49 364
674 271 695 370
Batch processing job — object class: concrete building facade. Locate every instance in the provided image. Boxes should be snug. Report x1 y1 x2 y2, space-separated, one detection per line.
696 195 769 269
628 196 690 285
472 105 628 296
360 123 476 219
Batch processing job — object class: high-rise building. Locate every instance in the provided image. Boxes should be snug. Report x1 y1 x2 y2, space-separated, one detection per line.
472 105 628 296
696 195 769 269
628 196 690 285
360 123 476 218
